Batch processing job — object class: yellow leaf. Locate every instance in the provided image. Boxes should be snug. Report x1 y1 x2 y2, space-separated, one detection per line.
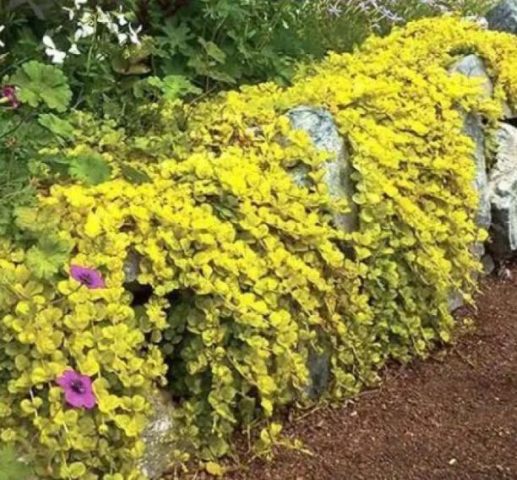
84 213 102 238
206 462 224 477
77 352 100 376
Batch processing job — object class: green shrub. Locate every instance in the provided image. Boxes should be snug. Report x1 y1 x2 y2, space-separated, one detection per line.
0 1 497 123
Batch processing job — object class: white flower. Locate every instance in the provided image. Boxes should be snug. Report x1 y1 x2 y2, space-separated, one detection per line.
74 24 95 41
74 11 96 41
327 3 342 16
115 8 128 27
96 7 111 24
105 20 120 36
68 43 80 55
128 24 142 45
74 0 87 9
43 35 67 64
96 8 120 35
0 25 5 48
63 7 75 20
117 32 128 45
116 23 142 46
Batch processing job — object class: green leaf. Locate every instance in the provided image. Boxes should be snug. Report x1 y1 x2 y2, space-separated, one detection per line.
161 75 202 100
26 235 72 280
38 114 74 140
11 61 72 112
68 153 112 186
66 462 86 479
14 206 60 233
120 164 152 185
198 39 227 64
0 446 32 480
187 54 236 84
14 207 38 231
145 75 202 102
158 21 191 53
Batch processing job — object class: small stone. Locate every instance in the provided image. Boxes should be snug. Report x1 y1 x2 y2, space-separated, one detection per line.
448 291 465 312
482 254 496 276
449 458 458 466
497 266 513 280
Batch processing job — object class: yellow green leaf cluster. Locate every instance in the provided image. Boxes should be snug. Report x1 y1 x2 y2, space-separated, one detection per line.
1 16 517 478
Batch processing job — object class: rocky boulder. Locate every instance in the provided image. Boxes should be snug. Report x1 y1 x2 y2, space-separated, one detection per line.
464 15 489 29
287 106 358 394
306 347 331 399
447 56 494 311
450 55 493 231
123 249 142 284
450 54 493 99
287 106 358 234
487 123 517 260
139 391 177 479
465 113 492 231
486 0 517 34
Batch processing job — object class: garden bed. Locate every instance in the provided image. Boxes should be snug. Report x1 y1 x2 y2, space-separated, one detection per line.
2 3 517 478
220 266 517 480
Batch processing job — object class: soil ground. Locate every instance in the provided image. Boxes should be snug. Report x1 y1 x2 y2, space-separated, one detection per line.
223 266 517 480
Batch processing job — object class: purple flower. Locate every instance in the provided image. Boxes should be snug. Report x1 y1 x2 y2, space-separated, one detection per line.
56 370 97 410
1 85 20 109
70 265 105 289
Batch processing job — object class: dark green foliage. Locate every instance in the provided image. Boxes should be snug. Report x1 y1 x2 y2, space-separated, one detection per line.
0 445 32 480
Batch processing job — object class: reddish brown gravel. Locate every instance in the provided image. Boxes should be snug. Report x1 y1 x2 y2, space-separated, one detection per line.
221 267 517 480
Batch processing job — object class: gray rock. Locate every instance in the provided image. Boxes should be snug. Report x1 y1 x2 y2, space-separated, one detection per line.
486 0 517 34
464 113 492 231
139 390 177 479
502 103 515 120
487 123 517 259
451 53 514 119
306 348 331 399
287 106 358 233
482 254 496 275
123 250 142 284
450 56 492 231
448 291 466 312
464 15 489 29
451 54 493 99
447 56 495 311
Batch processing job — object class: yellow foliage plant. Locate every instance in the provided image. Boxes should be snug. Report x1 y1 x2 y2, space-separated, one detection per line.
1 16 517 478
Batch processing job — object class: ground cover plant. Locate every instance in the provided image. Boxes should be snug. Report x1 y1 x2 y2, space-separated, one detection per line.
0 1 512 479
0 0 495 234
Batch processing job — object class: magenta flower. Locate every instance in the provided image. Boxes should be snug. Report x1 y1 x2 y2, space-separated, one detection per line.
56 370 97 410
1 85 20 109
70 265 105 289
